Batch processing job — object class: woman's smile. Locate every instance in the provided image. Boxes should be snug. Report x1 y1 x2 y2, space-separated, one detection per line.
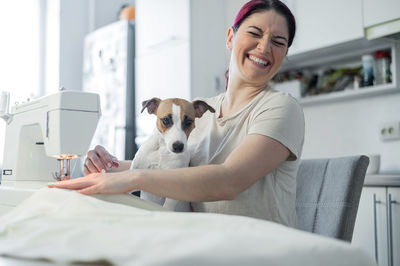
247 54 271 69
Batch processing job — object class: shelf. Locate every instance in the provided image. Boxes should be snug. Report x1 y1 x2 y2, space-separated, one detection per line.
278 38 400 106
299 83 399 106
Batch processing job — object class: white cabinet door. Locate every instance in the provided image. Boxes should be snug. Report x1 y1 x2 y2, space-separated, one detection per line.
135 42 190 139
135 0 189 56
363 0 400 27
190 0 227 98
286 0 364 55
135 41 190 105
352 187 388 266
388 187 400 266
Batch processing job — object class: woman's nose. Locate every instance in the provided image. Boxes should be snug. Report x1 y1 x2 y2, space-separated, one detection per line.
257 37 272 54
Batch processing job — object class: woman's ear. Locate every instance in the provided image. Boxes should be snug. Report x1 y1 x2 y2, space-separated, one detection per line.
226 27 234 50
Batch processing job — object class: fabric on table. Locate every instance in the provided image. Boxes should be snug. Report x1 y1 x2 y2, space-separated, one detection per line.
0 188 375 266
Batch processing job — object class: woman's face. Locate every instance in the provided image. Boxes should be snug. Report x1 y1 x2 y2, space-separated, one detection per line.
227 10 289 86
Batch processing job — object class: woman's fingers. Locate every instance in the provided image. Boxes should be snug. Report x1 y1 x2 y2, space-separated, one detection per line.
111 155 120 167
48 178 94 190
85 156 102 173
83 164 90 176
48 172 129 195
84 146 120 174
86 150 106 172
94 145 115 169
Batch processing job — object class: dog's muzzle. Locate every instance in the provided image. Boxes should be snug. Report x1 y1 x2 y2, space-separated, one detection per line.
172 141 184 153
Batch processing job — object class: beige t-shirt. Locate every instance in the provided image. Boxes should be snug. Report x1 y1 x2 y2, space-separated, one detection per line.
188 88 305 227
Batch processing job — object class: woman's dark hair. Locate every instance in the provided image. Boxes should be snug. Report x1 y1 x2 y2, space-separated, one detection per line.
224 0 296 89
232 0 296 48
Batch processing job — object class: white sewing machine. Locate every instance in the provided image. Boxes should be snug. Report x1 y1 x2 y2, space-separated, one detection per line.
0 90 101 215
0 90 165 216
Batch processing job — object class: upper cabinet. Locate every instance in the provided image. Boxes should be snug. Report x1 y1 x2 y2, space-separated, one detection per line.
135 0 190 57
363 0 400 27
135 0 227 101
363 0 400 39
285 0 364 55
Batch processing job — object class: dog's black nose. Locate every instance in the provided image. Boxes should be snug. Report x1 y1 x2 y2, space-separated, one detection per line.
172 142 184 153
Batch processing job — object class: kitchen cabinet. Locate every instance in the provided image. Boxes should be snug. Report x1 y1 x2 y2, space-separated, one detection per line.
135 0 227 142
135 0 189 57
277 38 400 106
352 186 400 266
363 0 400 28
135 0 227 99
284 0 364 55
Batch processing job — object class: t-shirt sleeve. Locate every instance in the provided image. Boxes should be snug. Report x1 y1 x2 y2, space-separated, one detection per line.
248 93 305 161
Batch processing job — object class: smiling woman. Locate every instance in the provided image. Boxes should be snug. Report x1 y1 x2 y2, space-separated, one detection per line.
51 0 305 228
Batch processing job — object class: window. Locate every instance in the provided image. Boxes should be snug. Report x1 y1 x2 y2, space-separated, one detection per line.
0 0 57 165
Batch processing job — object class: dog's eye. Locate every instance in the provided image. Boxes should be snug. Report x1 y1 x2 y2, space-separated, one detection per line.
161 117 171 126
183 119 193 128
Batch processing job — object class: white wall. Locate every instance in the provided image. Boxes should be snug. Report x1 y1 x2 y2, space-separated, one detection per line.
58 0 89 92
302 94 400 173
58 0 134 92
190 0 228 98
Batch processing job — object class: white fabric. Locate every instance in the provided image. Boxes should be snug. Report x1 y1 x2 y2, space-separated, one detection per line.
188 88 305 226
0 188 375 266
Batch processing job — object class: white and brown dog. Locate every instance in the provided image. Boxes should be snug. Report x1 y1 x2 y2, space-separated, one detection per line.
130 97 215 211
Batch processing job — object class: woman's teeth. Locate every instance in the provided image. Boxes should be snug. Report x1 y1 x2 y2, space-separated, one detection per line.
249 55 268 66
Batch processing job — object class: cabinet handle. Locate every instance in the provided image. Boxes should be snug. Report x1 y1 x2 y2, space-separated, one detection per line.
387 193 397 266
373 194 381 263
215 76 221 92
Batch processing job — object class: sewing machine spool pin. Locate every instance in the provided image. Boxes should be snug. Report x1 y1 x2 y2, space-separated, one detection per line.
52 158 72 181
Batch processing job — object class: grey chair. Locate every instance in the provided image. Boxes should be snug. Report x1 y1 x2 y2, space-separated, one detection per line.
296 155 369 242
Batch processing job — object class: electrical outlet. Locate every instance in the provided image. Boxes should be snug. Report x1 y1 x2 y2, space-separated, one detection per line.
380 121 400 141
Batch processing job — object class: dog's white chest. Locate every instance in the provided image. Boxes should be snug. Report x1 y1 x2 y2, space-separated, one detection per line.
130 131 191 212
132 133 189 170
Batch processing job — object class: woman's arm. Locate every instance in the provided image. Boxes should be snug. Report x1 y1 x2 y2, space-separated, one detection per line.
135 134 290 201
51 134 290 201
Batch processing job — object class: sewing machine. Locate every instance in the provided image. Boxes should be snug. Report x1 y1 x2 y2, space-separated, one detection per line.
0 90 101 214
0 90 164 216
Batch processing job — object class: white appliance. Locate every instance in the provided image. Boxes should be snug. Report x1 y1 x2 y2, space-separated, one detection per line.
0 90 101 215
82 20 136 160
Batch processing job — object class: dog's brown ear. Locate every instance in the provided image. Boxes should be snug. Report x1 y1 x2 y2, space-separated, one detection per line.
141 97 161 114
192 100 215 118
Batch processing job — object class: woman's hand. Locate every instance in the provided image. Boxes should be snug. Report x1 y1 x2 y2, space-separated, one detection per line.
84 145 120 175
48 171 136 195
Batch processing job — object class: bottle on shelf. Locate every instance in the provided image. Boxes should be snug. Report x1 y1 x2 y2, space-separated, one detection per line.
374 50 391 85
361 54 374 87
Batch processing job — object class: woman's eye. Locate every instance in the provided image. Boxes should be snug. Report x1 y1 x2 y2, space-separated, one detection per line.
248 31 260 37
272 40 285 47
162 117 171 126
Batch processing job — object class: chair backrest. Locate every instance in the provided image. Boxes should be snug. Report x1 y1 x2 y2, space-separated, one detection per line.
296 155 369 242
